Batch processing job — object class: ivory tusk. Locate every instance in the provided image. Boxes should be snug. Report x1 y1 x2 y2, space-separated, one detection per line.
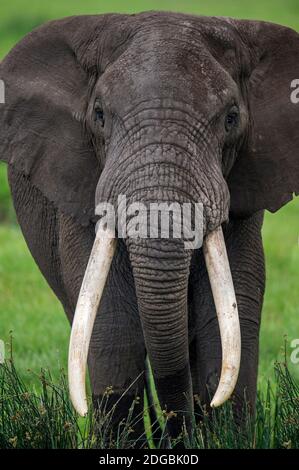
203 226 241 408
68 228 116 416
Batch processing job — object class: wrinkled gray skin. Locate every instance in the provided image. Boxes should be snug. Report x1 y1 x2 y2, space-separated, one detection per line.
1 12 299 442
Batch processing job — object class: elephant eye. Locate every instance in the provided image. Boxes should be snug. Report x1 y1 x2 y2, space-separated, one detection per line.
225 107 239 132
94 102 105 127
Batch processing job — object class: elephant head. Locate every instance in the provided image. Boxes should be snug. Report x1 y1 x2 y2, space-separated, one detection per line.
0 12 298 435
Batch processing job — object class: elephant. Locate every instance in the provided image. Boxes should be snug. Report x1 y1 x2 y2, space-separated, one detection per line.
0 11 299 444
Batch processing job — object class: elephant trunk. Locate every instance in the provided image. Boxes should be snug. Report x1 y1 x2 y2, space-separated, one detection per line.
127 237 193 437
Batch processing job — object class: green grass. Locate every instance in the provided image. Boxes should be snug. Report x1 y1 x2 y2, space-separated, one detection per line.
1 355 298 449
0 164 14 223
1 0 299 58
0 204 69 386
261 200 299 387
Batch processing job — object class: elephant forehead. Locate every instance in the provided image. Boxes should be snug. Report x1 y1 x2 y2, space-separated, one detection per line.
97 30 239 118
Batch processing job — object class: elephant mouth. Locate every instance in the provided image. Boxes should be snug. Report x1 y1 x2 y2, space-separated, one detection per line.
68 224 241 417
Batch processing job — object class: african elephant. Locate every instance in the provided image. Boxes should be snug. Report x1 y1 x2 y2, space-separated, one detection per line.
0 12 298 443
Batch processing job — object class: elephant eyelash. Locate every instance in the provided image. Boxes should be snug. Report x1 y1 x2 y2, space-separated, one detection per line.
225 112 239 130
225 105 240 132
95 108 105 124
94 99 105 127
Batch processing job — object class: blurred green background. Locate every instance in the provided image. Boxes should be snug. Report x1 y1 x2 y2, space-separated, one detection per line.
0 0 298 390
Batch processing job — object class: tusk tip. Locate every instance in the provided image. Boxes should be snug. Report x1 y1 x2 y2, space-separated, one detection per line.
78 407 88 418
72 398 88 417
210 397 222 408
210 390 233 408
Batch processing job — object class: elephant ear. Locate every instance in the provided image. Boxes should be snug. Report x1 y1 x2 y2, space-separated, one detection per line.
228 20 299 216
0 15 127 226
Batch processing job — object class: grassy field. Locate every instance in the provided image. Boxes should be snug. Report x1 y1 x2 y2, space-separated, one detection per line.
0 0 299 394
1 0 299 58
1 358 298 448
